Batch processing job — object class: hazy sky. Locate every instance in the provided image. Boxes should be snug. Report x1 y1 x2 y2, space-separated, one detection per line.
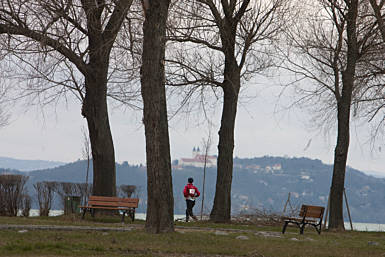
0 80 384 176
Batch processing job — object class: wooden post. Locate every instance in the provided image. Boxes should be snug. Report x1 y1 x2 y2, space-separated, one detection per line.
344 188 353 231
323 189 331 230
200 135 211 220
200 159 207 220
283 192 291 213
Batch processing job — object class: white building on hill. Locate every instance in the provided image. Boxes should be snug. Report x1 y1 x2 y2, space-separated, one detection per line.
179 147 217 168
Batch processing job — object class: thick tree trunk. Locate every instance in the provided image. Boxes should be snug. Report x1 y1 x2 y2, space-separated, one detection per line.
209 17 241 222
77 0 132 198
329 101 350 230
210 59 240 223
328 0 358 230
82 68 116 197
141 0 174 233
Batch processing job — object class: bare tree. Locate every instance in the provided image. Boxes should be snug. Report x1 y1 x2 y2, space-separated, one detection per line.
361 0 385 145
0 0 134 197
280 0 384 230
0 106 8 128
118 184 136 198
77 182 92 206
34 181 56 216
141 0 174 233
370 0 385 40
20 193 31 217
0 174 28 216
81 126 91 204
55 182 74 209
167 0 289 222
0 83 10 128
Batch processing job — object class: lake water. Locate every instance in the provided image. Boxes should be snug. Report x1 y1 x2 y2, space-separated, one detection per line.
30 210 385 232
350 222 385 232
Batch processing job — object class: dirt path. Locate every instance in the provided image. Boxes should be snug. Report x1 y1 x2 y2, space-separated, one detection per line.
0 223 286 238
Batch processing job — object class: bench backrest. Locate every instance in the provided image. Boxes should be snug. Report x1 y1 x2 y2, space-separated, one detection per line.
299 205 324 219
88 195 139 208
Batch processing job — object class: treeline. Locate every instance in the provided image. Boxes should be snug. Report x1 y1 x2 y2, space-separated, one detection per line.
0 0 384 233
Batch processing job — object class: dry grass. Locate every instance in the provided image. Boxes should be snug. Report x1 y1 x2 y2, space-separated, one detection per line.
0 215 384 256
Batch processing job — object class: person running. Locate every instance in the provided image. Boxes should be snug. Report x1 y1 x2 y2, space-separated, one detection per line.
183 177 200 222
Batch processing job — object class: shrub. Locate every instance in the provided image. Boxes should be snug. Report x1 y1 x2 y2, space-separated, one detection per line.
118 185 136 198
34 181 57 216
0 174 29 216
21 194 31 217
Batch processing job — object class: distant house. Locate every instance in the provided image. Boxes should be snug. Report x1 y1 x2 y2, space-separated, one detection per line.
178 147 217 168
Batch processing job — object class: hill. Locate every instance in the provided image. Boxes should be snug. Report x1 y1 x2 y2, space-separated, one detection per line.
0 156 65 171
1 156 384 223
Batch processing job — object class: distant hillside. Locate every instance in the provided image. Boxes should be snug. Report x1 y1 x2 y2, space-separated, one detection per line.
1 156 384 224
0 156 65 171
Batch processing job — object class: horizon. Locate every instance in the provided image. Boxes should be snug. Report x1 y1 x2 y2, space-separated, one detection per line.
1 154 384 178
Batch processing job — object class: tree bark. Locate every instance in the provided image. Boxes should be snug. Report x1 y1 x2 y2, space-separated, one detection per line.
328 0 358 230
82 65 116 197
210 54 240 222
329 101 350 230
141 0 174 233
209 15 241 223
79 0 132 197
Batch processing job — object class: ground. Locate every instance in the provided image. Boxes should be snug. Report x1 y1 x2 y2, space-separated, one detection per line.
0 215 384 256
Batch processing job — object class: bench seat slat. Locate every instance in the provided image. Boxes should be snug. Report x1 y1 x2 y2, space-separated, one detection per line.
282 204 325 235
86 201 137 208
282 217 319 224
82 206 133 211
80 195 139 222
88 196 139 203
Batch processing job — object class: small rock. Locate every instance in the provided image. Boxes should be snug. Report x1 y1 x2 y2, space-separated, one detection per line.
290 238 299 241
236 235 249 240
254 231 282 238
176 230 185 234
214 231 229 236
368 241 379 246
102 232 109 236
18 230 28 233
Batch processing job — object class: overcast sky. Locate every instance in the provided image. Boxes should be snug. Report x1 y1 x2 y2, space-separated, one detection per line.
0 80 384 176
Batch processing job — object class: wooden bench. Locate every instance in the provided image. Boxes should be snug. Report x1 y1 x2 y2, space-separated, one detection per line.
282 204 325 234
80 196 139 222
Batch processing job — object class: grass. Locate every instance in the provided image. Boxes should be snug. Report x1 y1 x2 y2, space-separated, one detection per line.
0 216 384 256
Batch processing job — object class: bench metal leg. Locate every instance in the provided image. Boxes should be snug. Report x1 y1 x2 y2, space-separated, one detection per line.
81 208 87 219
121 211 126 223
300 224 305 234
282 221 289 234
131 210 135 222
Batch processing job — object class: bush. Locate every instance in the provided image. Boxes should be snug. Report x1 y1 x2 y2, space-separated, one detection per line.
118 185 136 198
54 182 92 210
0 174 29 216
21 194 31 217
34 181 57 216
